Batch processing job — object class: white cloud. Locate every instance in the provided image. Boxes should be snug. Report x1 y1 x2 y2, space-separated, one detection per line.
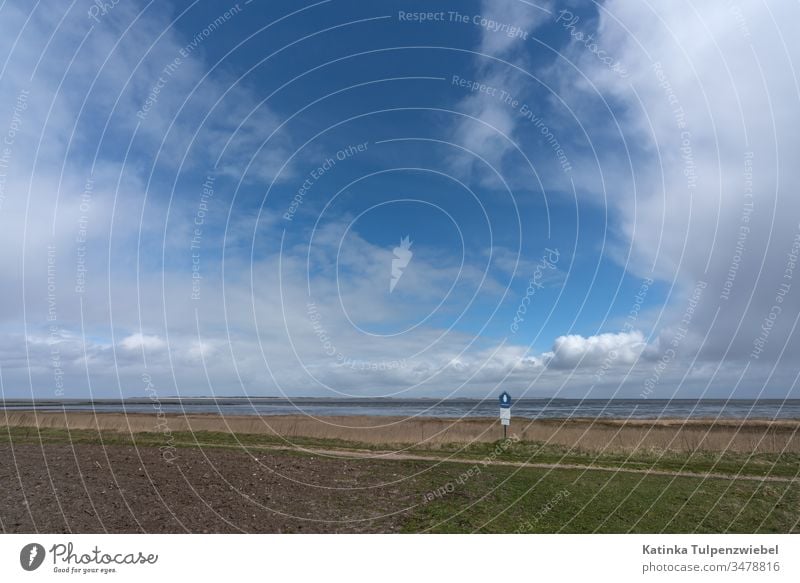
119 333 166 352
560 0 800 372
545 330 648 369
3 1 798 400
447 0 554 185
478 0 553 58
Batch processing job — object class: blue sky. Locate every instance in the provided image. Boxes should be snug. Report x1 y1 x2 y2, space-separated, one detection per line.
1 0 799 399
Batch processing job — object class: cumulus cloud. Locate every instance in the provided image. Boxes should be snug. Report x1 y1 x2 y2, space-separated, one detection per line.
545 330 648 369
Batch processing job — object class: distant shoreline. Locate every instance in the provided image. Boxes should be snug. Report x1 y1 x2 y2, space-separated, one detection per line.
3 407 800 422
4 397 800 403
2 396 800 423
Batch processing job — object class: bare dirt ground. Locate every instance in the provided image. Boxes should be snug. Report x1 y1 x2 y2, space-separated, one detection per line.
3 414 799 533
2 439 797 534
0 443 430 533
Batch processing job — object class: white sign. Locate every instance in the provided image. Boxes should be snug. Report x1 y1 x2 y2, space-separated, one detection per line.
500 408 511 425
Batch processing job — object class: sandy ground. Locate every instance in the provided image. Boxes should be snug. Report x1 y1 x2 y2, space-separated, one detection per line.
3 410 800 453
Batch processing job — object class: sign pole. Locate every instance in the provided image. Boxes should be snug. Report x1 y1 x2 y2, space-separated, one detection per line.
499 391 512 441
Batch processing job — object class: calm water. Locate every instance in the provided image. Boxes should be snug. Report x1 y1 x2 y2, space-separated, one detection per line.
3 398 800 420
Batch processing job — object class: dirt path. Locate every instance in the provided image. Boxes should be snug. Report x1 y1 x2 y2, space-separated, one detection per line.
185 441 800 484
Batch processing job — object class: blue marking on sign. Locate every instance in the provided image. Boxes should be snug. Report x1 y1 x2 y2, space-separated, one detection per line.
499 391 512 408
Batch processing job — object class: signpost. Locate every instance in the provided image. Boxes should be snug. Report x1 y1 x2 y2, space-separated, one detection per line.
499 391 512 439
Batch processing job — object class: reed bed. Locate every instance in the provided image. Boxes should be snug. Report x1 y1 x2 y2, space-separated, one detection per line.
2 410 799 453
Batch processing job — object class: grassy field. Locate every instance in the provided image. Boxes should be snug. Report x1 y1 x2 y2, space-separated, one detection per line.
1 425 798 533
403 462 799 533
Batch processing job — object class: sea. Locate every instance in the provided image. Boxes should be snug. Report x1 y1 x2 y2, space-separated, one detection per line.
2 398 800 420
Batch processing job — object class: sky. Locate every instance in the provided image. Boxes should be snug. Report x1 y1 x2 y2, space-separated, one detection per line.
0 0 798 400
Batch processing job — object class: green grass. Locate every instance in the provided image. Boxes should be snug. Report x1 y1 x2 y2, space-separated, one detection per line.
2 426 798 533
0 426 365 451
407 439 800 478
401 462 800 533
